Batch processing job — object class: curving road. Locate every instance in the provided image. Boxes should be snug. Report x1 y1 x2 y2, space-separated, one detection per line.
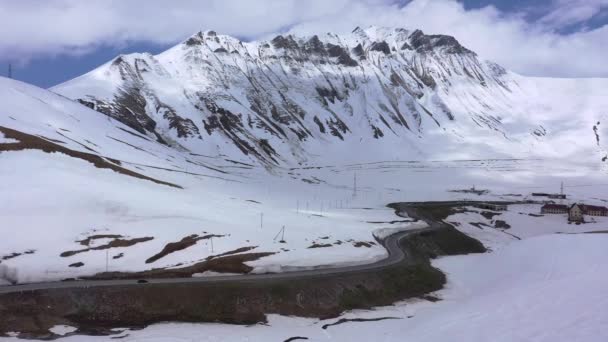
0 225 436 295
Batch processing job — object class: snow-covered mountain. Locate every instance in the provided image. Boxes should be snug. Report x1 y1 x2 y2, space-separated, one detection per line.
52 26 608 168
2 26 608 285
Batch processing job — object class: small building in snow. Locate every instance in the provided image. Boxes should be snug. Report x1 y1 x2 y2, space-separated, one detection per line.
541 204 568 214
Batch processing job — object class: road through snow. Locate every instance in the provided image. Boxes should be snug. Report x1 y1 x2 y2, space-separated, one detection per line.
0 225 434 295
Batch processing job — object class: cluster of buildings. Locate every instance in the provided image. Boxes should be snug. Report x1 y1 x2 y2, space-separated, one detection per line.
541 203 608 223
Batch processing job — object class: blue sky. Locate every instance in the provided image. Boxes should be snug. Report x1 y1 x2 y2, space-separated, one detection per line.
2 0 607 88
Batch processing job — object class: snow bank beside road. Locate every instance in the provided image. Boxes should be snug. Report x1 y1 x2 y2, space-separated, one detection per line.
372 221 428 240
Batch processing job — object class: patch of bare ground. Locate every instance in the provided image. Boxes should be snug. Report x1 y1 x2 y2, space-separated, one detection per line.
353 241 376 248
85 251 274 280
146 234 225 264
206 246 257 260
321 317 401 330
0 126 182 189
480 211 501 220
308 243 333 249
61 237 154 257
494 220 511 229
284 337 309 342
1 250 35 262
78 235 123 246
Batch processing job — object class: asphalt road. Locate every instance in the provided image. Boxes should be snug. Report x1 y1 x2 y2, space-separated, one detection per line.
0 225 435 295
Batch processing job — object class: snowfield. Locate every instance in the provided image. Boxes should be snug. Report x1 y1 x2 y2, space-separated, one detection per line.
3 233 605 341
1 73 608 284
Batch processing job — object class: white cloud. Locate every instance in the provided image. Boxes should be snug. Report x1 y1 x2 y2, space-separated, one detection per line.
539 0 608 30
0 0 607 78
286 0 608 78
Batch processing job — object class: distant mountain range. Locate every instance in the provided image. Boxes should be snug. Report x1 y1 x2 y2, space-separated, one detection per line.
46 26 607 168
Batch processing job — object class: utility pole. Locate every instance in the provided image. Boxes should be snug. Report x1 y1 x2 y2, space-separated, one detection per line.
560 181 564 204
105 250 109 273
273 226 286 243
260 212 264 229
353 172 357 198
210 236 214 253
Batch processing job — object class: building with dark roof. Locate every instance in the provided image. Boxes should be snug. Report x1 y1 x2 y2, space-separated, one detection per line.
541 204 569 214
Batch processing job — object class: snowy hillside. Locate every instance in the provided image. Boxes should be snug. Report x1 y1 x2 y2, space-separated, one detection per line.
17 233 607 341
2 27 608 285
52 26 608 168
0 76 427 283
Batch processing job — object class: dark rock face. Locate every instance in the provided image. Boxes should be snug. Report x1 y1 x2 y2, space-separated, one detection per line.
305 36 326 55
77 99 95 109
157 102 200 139
327 43 359 67
400 42 413 50
185 32 204 46
203 100 280 166
352 44 366 59
272 35 299 50
409 30 474 55
370 41 391 55
113 88 159 136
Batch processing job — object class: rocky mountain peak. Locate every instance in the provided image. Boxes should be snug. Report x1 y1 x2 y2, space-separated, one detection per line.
53 26 515 168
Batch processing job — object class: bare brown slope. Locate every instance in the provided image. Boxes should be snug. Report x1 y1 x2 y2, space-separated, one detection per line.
0 126 182 189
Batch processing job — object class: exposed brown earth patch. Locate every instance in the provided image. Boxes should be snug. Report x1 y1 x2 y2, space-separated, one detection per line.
146 234 225 264
480 211 500 220
284 337 309 342
308 243 333 249
494 220 511 229
78 235 123 246
1 250 35 262
85 252 274 280
0 126 182 189
61 237 154 257
353 241 376 248
206 246 257 260
69 262 84 268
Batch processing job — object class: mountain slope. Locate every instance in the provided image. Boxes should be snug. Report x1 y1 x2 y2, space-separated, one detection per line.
53 26 608 168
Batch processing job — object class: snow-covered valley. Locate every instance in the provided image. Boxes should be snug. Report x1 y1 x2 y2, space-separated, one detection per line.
1 25 608 341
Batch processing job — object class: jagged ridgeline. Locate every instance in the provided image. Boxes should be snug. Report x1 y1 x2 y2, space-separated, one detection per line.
53 26 521 168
